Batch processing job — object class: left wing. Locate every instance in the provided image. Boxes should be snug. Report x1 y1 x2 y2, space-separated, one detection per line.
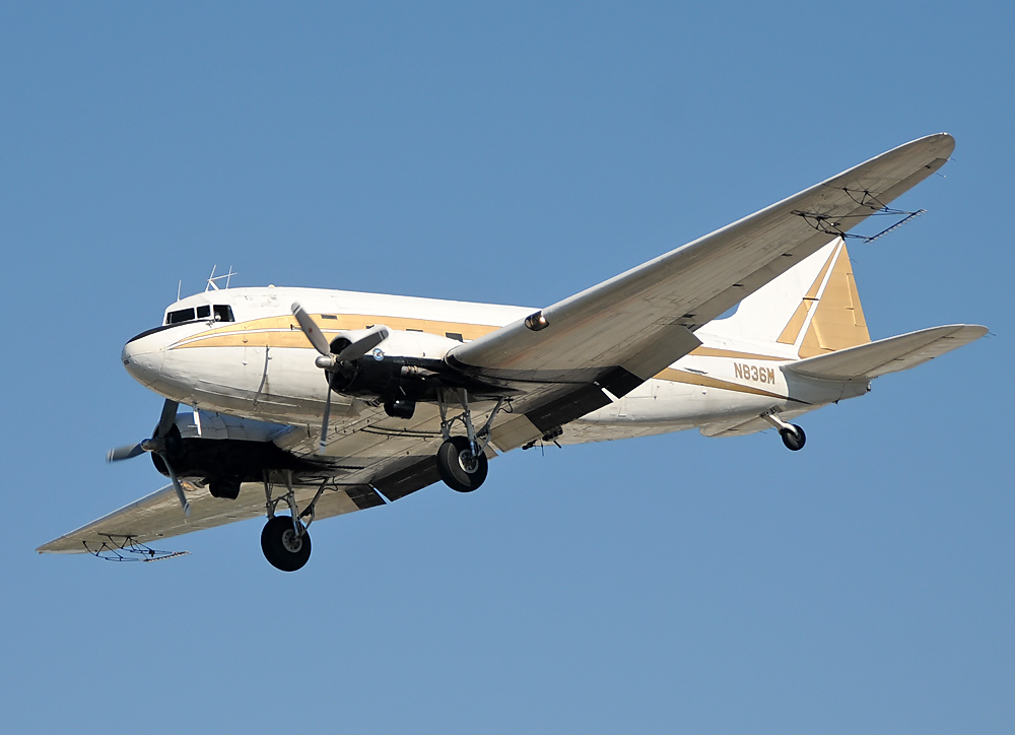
38 404 486 555
37 479 384 554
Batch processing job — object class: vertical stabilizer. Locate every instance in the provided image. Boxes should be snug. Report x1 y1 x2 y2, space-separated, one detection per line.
703 237 870 357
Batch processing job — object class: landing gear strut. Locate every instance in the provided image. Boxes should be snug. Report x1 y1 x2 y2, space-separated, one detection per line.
762 412 807 452
435 390 502 493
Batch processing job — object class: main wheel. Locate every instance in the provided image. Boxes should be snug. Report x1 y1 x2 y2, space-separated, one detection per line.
260 516 312 572
780 424 806 451
437 436 489 493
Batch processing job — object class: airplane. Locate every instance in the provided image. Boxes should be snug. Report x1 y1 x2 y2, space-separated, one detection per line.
38 133 987 571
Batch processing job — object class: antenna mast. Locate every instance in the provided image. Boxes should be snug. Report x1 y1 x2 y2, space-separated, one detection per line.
205 265 238 292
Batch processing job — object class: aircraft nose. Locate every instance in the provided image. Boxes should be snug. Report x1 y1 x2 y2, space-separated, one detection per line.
122 328 167 387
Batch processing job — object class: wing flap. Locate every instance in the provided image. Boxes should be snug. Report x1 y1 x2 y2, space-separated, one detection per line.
449 134 954 383
784 325 988 381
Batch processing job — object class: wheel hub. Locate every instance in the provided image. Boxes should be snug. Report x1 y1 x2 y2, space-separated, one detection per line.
281 528 303 553
458 450 479 474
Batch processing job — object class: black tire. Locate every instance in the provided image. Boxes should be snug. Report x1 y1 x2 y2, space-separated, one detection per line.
780 424 806 451
260 516 312 572
437 436 488 493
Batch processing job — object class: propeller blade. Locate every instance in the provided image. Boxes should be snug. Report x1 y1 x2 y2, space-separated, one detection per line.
160 454 190 517
107 443 145 462
336 326 390 362
318 387 333 453
156 399 180 438
292 302 332 356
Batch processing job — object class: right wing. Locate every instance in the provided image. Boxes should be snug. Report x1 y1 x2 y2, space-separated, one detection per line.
446 134 955 449
449 134 955 386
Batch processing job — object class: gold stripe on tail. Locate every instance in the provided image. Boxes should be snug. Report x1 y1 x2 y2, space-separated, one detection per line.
776 245 838 346
797 241 870 357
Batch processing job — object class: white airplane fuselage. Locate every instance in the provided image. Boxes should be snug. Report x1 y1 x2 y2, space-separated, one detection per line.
123 284 862 451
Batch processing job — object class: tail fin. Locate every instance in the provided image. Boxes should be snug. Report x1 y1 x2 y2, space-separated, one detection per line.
704 237 870 357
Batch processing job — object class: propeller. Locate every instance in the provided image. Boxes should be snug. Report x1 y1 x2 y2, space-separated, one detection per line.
291 302 389 451
107 398 190 516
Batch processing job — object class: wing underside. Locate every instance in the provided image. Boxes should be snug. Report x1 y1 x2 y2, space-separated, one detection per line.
37 479 386 554
39 403 482 555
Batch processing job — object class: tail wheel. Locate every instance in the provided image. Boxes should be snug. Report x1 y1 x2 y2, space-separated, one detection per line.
780 424 806 451
437 436 489 493
260 516 312 572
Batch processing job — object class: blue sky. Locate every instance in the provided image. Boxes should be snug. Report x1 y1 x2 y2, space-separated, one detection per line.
2 3 1011 733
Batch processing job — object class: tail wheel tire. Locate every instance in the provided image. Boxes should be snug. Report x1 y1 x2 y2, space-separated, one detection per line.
437 436 489 493
261 516 312 572
780 425 806 451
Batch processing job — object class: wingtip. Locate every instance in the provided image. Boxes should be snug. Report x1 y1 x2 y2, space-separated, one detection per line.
919 131 955 157
893 132 955 159
936 131 955 156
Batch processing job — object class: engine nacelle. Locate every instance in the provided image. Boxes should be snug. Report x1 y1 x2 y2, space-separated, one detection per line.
325 330 461 402
150 412 322 497
327 353 443 400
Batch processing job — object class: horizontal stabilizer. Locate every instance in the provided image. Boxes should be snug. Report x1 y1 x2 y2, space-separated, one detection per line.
783 325 987 381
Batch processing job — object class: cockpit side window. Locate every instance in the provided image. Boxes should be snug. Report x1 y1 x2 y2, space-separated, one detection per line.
213 304 235 322
196 305 211 319
166 308 195 325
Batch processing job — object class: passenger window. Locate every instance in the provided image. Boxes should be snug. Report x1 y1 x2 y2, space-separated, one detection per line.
166 308 195 325
213 305 234 322
196 305 211 319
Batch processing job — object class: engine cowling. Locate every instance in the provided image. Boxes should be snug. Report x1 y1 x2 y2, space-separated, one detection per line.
326 351 441 400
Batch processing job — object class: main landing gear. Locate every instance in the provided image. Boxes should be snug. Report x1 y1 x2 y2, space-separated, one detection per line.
261 516 310 572
435 390 502 493
762 412 807 452
260 470 327 571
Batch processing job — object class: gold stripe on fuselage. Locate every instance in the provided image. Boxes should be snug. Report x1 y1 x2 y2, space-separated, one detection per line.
687 347 785 362
168 314 792 397
657 368 797 402
169 314 502 350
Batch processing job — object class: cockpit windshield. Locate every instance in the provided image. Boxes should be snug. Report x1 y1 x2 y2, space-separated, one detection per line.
165 304 235 325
